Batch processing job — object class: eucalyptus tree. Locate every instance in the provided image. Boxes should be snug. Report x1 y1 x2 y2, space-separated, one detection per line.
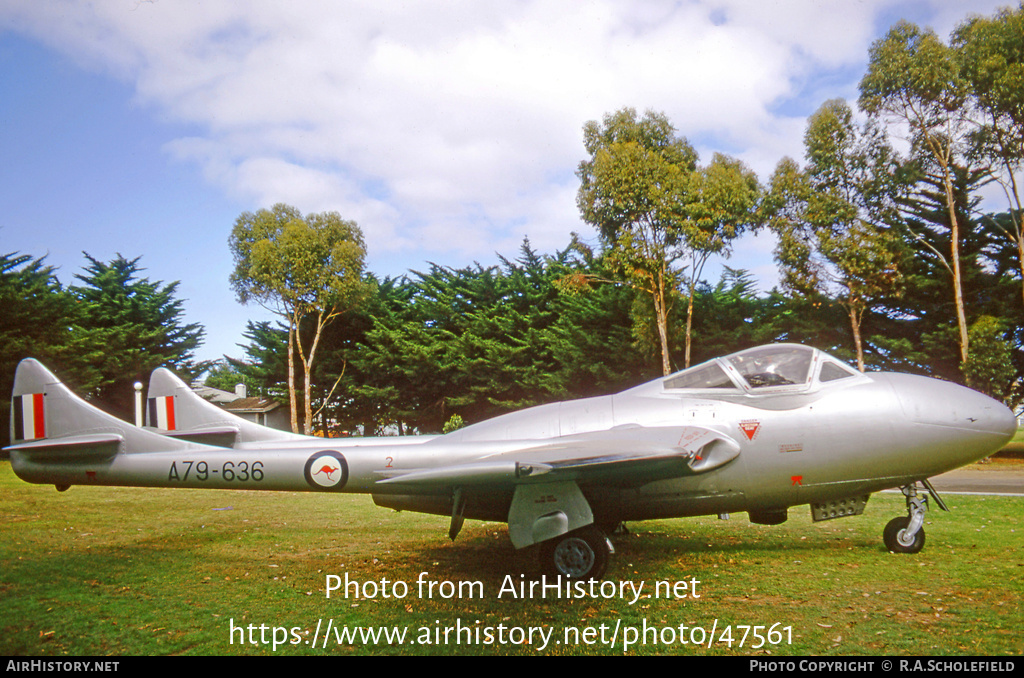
229 204 369 434
859 20 975 366
953 4 1024 306
576 108 695 375
764 100 908 371
680 153 761 367
576 107 758 373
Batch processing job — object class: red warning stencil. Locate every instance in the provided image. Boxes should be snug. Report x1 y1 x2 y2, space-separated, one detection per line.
739 420 761 441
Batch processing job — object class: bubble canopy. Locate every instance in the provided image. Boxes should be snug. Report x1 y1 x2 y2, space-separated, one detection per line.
663 345 857 392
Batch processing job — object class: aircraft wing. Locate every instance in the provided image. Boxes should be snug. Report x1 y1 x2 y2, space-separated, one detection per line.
375 425 741 549
375 425 740 490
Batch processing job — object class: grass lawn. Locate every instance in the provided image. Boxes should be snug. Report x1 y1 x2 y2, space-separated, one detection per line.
1000 429 1024 456
1 461 1021 656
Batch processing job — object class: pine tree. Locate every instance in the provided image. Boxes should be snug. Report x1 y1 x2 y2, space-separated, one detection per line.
70 253 206 419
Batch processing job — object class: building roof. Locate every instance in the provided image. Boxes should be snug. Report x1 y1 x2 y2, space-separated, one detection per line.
191 383 241 404
222 397 281 414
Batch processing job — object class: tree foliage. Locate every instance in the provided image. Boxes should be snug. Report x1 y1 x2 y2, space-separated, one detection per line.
229 203 369 433
576 108 697 375
0 252 206 442
342 240 647 433
576 107 759 373
962 315 1015 400
953 4 1024 306
860 20 975 366
69 254 208 420
0 253 80 447
764 100 908 371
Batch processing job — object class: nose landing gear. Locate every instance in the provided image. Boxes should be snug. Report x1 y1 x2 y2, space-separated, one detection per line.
883 480 948 554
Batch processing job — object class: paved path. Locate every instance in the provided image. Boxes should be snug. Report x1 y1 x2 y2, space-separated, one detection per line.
928 464 1024 496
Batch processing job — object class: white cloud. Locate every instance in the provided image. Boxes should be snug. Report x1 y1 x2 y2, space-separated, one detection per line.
1 0 1014 278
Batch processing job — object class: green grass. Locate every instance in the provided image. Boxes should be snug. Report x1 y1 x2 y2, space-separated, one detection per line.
1 461 1021 656
999 428 1024 456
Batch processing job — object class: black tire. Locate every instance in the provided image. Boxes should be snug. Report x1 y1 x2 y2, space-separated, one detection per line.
540 526 611 580
883 516 926 554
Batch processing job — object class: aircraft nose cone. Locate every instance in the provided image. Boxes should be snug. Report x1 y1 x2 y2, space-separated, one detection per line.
887 373 1017 467
990 398 1019 441
955 383 1017 443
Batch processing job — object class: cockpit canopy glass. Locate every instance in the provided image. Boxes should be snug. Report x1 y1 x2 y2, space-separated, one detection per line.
726 345 814 389
819 360 858 382
663 361 736 390
660 345 838 394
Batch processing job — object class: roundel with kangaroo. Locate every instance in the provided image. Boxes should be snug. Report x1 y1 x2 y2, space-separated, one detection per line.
304 451 349 491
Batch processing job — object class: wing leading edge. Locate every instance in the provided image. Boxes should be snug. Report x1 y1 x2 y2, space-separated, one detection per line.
375 425 740 489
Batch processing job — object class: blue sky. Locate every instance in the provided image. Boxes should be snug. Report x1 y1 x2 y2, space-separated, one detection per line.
0 1 1013 365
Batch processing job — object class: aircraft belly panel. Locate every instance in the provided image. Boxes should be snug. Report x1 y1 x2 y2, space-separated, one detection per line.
373 491 513 523
589 484 747 521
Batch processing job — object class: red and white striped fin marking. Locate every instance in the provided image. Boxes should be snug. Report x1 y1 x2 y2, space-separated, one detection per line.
148 396 176 430
13 393 45 441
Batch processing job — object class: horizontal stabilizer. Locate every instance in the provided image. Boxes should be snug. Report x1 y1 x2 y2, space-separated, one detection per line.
158 425 241 448
5 433 123 460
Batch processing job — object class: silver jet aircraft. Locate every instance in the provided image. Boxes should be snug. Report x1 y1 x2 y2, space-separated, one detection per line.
6 344 1017 579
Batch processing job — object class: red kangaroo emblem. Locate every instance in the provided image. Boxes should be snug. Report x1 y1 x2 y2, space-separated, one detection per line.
313 464 339 481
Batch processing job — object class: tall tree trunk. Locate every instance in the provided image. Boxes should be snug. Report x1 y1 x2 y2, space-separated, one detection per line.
653 271 671 376
1018 233 1024 308
299 312 328 436
848 304 865 373
685 284 695 369
1002 156 1024 308
287 319 299 434
942 173 970 366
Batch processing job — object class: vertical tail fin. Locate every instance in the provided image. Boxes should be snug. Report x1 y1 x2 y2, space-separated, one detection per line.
8 358 203 454
11 358 91 444
7 358 207 488
147 368 306 447
12 391 46 442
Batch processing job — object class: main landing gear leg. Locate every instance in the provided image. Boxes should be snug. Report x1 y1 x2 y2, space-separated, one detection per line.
883 484 929 554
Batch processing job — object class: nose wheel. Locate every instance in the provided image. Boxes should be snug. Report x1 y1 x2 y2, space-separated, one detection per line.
883 515 925 553
884 481 947 554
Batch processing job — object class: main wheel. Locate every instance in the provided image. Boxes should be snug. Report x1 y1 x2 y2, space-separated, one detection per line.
883 516 926 554
540 526 611 580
